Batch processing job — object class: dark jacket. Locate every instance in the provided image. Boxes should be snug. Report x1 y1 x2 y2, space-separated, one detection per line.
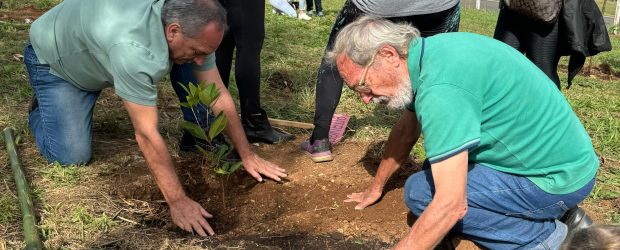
560 0 612 87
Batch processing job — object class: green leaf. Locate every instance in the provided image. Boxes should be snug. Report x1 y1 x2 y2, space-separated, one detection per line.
208 113 228 141
180 121 207 140
222 162 231 172
178 82 190 95
215 168 228 175
188 82 197 95
179 102 191 108
216 145 228 159
187 94 199 107
228 162 243 173
199 83 220 106
194 144 210 157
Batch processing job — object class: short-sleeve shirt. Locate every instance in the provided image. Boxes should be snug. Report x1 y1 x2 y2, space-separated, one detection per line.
407 32 598 195
353 0 459 17
29 0 216 106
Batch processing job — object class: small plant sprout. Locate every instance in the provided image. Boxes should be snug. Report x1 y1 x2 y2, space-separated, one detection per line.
178 81 244 208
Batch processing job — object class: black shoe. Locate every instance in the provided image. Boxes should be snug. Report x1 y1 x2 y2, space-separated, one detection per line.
179 131 240 161
242 109 295 144
561 206 593 236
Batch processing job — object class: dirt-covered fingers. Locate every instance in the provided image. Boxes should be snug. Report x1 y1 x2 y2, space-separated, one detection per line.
261 162 287 179
192 216 214 236
175 220 192 235
246 167 264 182
248 157 287 182
344 192 365 202
344 191 379 210
200 206 214 218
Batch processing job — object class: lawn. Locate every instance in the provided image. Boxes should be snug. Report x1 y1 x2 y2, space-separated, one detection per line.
1 1 619 249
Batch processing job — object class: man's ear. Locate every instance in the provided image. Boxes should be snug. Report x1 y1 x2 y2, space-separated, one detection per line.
165 23 182 42
377 45 401 66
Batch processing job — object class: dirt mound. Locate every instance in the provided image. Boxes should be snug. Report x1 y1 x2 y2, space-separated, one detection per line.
87 139 479 249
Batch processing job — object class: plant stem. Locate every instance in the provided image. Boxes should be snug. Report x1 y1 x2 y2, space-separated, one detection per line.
220 178 226 209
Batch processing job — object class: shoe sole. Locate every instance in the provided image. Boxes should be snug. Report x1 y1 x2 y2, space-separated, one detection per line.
305 151 334 163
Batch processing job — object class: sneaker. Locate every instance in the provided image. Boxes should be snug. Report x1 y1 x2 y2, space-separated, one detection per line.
298 12 311 21
300 138 333 163
179 131 240 161
317 11 324 17
307 10 313 16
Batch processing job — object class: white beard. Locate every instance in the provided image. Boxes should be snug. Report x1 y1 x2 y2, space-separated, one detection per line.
379 76 413 110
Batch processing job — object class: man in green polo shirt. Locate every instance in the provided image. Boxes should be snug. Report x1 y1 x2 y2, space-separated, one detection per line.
25 0 287 236
333 16 599 249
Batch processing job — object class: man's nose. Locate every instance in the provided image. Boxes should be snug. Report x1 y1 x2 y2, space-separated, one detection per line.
360 92 373 104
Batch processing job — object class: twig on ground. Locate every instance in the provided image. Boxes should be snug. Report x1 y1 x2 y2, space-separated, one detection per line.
116 216 140 225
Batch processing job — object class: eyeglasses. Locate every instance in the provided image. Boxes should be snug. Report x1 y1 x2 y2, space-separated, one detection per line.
348 53 377 94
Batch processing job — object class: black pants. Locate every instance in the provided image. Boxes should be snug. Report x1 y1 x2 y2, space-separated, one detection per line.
216 0 265 117
493 4 561 88
308 0 322 12
311 1 461 142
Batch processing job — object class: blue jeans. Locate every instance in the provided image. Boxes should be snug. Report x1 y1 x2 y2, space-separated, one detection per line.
24 42 101 164
404 161 595 249
24 43 211 164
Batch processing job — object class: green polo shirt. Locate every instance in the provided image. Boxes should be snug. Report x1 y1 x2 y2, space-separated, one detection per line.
407 32 598 194
29 0 216 106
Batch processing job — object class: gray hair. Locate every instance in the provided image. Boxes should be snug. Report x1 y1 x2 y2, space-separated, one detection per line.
325 15 420 66
162 0 227 38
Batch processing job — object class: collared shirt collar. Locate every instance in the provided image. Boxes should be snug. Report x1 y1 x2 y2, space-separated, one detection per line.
407 37 425 95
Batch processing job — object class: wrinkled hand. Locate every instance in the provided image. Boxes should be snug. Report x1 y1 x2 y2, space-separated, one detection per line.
344 185 383 210
169 195 214 236
242 153 287 182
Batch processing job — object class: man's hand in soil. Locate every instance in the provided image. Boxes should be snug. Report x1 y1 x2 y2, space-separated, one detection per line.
169 195 215 236
242 153 287 182
344 184 383 210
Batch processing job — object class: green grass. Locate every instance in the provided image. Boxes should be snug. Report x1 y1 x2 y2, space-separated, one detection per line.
596 0 618 17
0 195 19 224
0 0 619 247
40 163 82 188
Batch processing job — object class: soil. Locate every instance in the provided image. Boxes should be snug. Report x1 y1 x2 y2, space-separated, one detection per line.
0 6 45 22
86 134 478 249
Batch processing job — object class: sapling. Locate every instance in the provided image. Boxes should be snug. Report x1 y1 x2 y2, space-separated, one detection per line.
178 82 243 208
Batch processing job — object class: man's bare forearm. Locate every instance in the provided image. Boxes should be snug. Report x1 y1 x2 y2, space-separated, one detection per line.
135 131 186 202
395 151 469 249
396 198 464 249
123 101 187 203
372 110 421 188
